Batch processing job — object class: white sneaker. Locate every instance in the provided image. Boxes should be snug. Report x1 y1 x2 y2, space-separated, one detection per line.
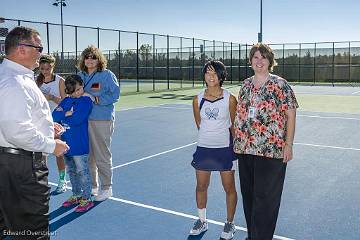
91 187 98 196
95 187 112 201
220 221 236 240
189 219 208 235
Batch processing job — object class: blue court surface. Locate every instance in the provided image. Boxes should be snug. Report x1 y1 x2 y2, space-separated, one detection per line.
46 103 360 240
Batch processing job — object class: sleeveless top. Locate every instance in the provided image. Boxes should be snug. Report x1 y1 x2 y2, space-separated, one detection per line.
197 89 231 148
39 74 63 111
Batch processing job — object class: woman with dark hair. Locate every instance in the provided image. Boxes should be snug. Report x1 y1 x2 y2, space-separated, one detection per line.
234 43 298 240
37 54 67 194
78 45 120 201
189 60 238 240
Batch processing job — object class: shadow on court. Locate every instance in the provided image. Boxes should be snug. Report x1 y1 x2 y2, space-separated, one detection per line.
148 93 195 100
49 201 103 232
186 232 207 240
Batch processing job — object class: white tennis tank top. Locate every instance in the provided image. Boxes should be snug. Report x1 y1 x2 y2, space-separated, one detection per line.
197 89 231 148
39 74 63 111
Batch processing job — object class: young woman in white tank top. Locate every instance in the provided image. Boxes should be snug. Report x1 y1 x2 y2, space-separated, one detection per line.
189 61 238 240
37 54 67 194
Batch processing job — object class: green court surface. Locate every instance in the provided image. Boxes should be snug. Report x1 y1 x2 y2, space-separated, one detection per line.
117 85 360 114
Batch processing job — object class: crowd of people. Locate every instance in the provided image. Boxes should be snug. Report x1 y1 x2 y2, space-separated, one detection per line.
0 26 297 240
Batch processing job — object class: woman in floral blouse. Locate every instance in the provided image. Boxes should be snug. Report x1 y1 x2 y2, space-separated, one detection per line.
233 43 298 240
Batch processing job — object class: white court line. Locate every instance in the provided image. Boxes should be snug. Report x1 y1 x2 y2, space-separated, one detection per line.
294 142 360 151
119 105 157 111
112 141 359 170
298 114 360 121
351 90 360 95
152 106 192 110
140 105 360 120
111 142 197 170
48 182 294 240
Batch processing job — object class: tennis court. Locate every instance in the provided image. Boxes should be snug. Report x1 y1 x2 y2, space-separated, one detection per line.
44 85 360 240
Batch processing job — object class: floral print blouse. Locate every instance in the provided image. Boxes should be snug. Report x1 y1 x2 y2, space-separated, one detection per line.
233 74 299 159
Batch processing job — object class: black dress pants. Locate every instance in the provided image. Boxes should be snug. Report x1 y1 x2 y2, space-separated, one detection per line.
0 152 50 240
237 154 287 240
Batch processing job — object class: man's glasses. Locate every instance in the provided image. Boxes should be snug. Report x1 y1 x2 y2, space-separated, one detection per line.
85 55 97 60
18 43 43 53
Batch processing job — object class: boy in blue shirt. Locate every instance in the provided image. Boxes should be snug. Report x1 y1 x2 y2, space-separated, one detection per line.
52 74 94 212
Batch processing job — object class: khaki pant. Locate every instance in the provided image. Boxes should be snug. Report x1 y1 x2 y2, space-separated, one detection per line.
88 120 114 190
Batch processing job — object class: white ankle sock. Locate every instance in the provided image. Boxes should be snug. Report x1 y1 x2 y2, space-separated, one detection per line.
198 208 206 222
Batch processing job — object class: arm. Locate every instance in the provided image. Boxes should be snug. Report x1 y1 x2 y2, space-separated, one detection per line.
229 94 238 137
97 72 120 105
46 78 66 104
64 97 93 126
192 96 201 130
52 100 67 123
283 108 296 163
59 77 66 99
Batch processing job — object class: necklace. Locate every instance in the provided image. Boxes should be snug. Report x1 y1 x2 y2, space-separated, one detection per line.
205 89 223 98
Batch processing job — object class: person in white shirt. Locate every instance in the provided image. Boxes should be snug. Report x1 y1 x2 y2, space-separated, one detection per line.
36 54 67 194
0 26 69 240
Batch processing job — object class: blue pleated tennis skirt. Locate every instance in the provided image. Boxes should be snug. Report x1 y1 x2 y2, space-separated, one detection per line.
191 146 237 171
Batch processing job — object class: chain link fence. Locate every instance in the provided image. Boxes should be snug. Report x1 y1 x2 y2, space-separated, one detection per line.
1 18 360 94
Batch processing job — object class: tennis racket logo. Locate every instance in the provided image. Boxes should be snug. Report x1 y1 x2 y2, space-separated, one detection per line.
205 107 219 120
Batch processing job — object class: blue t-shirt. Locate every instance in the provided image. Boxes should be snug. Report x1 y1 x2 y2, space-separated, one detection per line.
52 96 93 156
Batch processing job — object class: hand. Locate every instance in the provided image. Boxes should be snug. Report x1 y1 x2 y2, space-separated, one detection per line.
54 123 65 138
53 139 70 157
65 107 74 117
282 144 293 163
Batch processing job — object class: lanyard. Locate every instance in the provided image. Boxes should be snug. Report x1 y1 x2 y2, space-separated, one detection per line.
84 72 98 88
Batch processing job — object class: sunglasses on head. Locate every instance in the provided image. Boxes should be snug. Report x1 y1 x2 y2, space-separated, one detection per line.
85 54 97 60
18 43 43 53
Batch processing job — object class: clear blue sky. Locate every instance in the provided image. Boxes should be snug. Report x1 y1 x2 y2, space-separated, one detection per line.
1 0 360 45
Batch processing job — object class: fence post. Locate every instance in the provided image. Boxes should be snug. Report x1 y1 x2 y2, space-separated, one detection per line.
245 44 248 78
118 30 121 81
213 40 215 59
46 22 50 54
314 43 316 85
298 43 301 83
282 44 285 78
230 42 233 84
167 35 170 89
180 37 183 88
136 32 139 92
222 42 225 61
75 26 78 74
97 27 100 48
192 38 195 87
152 34 155 91
349 41 351 84
239 44 241 82
332 42 335 87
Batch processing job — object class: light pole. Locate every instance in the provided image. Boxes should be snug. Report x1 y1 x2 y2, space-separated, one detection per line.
258 0 263 43
53 0 66 70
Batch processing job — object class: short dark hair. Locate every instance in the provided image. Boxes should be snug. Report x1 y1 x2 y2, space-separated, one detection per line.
249 43 278 72
202 60 227 86
5 26 40 55
65 74 83 94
